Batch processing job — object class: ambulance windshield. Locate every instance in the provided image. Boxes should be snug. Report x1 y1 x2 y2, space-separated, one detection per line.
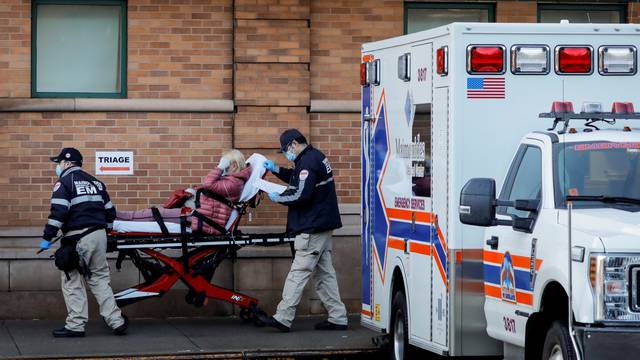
555 141 640 209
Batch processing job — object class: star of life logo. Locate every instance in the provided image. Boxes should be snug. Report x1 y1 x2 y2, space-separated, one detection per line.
501 252 517 303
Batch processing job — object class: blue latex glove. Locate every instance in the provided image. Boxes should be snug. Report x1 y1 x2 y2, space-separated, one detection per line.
39 239 51 251
268 192 279 202
263 160 277 173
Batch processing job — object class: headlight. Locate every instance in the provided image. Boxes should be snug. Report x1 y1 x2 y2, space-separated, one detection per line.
590 254 640 322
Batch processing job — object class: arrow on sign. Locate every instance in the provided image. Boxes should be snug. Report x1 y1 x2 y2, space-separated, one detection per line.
100 166 131 171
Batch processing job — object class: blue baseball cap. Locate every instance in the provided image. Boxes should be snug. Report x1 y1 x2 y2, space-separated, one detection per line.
279 129 307 152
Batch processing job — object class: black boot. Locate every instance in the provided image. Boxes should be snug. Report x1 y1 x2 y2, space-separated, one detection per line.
52 327 85 338
114 314 129 336
259 315 290 333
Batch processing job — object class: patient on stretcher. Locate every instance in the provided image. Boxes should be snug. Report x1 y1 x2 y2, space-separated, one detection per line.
114 150 260 235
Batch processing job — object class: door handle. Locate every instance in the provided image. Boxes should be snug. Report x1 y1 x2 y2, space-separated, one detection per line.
486 236 499 250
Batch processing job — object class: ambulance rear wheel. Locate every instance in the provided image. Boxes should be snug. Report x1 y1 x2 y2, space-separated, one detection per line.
542 321 577 360
389 291 409 360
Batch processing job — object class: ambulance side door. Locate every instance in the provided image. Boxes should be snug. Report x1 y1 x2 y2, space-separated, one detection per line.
484 140 544 346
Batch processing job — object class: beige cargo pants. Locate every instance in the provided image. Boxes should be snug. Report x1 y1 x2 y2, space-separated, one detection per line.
61 228 124 332
273 230 348 327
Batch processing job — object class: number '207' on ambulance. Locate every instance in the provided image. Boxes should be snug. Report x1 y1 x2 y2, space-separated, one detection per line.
360 22 640 360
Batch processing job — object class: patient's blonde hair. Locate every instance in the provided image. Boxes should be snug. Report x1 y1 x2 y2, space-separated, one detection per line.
223 149 246 173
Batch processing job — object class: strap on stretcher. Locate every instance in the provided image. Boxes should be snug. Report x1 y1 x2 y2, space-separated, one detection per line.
151 207 170 235
195 188 241 212
110 232 293 250
192 210 229 235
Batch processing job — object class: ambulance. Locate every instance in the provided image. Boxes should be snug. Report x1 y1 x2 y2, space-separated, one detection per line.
360 23 640 359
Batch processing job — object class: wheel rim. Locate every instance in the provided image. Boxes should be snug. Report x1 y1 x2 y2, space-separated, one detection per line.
393 310 405 360
549 344 564 360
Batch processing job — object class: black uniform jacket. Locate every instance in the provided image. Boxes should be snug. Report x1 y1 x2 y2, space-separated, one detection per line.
42 167 116 241
273 145 342 236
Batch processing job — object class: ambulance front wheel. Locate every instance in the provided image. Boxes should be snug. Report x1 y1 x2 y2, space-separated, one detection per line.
389 291 409 360
542 321 577 360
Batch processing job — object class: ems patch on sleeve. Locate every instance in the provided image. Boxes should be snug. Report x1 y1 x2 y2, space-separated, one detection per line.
299 169 309 180
53 182 61 192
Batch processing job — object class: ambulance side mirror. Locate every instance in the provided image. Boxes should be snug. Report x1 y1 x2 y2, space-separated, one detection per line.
459 178 497 227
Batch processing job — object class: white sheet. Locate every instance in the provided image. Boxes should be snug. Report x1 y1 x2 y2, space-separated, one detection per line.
113 220 191 234
255 178 287 194
225 153 267 228
113 153 267 234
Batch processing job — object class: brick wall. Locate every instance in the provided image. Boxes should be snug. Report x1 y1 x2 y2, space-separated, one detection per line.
496 1 537 23
127 0 233 99
309 113 361 203
1 112 232 226
231 0 311 226
234 63 310 106
630 2 640 23
310 0 403 101
0 0 30 98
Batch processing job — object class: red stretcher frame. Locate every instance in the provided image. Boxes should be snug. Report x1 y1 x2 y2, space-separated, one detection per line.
109 231 293 323
108 188 293 324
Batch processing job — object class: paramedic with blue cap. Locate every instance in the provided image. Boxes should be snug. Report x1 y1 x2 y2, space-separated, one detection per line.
40 148 128 338
262 129 348 332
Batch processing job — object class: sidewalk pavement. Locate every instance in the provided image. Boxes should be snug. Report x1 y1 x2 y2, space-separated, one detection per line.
0 316 382 359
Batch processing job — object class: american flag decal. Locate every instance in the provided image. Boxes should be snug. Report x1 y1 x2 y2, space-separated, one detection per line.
467 77 505 99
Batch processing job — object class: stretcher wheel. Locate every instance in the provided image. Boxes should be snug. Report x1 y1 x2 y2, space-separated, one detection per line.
253 316 265 327
239 308 253 323
251 307 268 327
185 290 207 308
193 292 207 308
185 290 196 305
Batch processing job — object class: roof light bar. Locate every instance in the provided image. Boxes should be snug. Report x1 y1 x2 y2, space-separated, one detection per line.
511 45 549 74
612 102 635 114
581 102 602 113
599 46 637 75
541 101 640 134
467 45 505 74
550 101 574 113
556 46 593 74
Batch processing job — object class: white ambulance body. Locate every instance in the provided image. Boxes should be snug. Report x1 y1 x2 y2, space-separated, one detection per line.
361 23 640 358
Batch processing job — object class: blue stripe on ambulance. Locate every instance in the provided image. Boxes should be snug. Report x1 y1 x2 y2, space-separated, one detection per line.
484 263 533 292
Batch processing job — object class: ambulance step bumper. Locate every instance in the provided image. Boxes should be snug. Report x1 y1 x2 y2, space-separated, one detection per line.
576 325 640 359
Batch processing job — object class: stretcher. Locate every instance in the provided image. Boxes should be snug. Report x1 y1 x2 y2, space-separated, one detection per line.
106 154 293 324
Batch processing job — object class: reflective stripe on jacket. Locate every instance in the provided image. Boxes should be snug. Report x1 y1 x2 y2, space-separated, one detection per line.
42 167 116 241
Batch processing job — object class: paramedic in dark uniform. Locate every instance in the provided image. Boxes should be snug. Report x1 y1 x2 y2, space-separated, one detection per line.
262 129 348 332
39 148 128 338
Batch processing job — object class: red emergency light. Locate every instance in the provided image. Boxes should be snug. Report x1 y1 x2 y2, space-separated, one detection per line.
360 62 367 86
437 46 448 76
556 46 592 74
467 45 505 73
550 101 574 113
611 102 635 114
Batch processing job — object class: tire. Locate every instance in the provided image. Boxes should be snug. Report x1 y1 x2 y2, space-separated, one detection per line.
542 321 578 360
389 291 409 360
239 308 252 323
